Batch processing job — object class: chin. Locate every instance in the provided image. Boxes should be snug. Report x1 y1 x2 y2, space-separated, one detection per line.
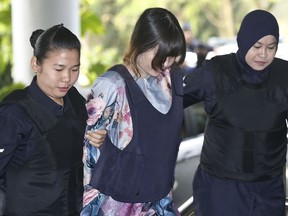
252 65 267 71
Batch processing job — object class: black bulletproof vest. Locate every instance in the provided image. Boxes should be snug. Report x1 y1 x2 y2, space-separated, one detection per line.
90 64 184 202
201 54 288 181
2 87 87 215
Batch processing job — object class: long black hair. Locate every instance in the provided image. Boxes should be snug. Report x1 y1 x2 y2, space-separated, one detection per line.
124 7 186 77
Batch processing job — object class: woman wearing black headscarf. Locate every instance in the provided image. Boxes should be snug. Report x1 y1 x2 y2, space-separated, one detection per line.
184 10 288 215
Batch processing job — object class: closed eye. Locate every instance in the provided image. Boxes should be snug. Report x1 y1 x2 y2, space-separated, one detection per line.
71 67 80 72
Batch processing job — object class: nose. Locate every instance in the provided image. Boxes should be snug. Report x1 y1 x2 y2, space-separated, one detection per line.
259 47 268 58
62 70 71 83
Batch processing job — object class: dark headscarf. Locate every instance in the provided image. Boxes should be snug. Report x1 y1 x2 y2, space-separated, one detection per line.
236 10 279 83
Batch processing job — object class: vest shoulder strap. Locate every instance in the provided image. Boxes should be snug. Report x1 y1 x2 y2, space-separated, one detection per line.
2 88 57 133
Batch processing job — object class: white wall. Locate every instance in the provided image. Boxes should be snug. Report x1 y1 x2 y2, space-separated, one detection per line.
11 0 80 85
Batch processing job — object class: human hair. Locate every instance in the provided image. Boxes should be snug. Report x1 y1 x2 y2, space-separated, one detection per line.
29 24 81 65
123 7 186 77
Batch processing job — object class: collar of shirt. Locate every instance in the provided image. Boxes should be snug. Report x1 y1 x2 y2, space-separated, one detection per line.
27 76 72 117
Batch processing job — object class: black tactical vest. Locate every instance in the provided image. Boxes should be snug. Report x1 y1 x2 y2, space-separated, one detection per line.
90 65 184 202
2 87 87 215
201 54 288 181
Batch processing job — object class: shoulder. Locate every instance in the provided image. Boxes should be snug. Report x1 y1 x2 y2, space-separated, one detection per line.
91 70 125 96
267 58 288 103
67 86 86 104
269 58 288 79
273 57 288 63
0 89 29 118
87 67 127 105
2 88 27 102
68 86 84 97
0 102 31 125
0 103 35 143
184 58 215 83
210 53 237 66
268 58 288 83
270 57 288 69
209 53 240 79
68 86 85 98
96 70 124 85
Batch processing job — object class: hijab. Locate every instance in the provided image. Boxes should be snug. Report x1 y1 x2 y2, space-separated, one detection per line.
236 9 279 83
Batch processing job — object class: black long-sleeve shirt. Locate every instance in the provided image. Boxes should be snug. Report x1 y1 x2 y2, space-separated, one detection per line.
0 77 73 192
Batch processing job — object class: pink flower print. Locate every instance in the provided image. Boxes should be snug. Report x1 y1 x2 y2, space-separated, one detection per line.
122 105 131 125
83 187 99 206
124 127 133 138
86 96 107 126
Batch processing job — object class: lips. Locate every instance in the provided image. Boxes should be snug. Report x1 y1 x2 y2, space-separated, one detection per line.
255 61 267 66
58 87 69 92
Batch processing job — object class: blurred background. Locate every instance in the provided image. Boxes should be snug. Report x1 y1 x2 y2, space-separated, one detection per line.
2 0 288 138
1 0 288 100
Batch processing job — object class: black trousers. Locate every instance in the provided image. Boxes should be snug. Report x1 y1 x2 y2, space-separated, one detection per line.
192 166 285 216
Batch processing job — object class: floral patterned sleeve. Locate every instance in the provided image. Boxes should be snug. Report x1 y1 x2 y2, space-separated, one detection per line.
82 71 133 206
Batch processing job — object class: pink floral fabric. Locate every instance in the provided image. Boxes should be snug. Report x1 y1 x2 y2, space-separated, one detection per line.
81 67 180 216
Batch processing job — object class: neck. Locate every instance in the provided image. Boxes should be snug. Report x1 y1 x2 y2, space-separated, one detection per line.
54 97 64 106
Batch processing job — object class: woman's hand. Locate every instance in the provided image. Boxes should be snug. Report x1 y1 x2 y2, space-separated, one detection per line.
85 130 107 148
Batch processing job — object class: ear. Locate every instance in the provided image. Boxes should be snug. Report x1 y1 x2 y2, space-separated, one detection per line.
31 56 39 73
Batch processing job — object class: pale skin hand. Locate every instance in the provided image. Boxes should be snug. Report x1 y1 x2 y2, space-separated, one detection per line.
85 130 107 148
